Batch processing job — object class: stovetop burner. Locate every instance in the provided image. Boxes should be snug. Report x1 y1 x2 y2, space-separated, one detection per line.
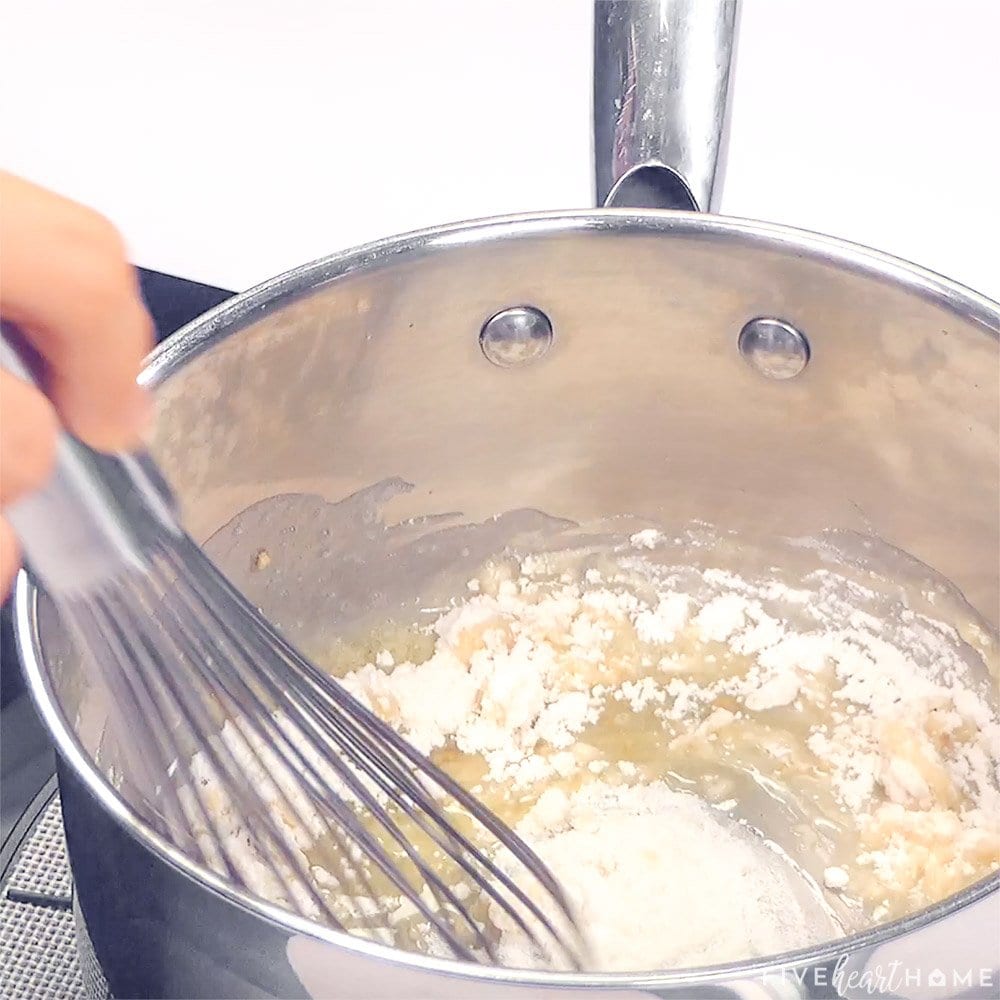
0 778 110 999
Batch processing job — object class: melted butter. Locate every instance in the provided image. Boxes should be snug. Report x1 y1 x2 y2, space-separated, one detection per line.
299 545 999 948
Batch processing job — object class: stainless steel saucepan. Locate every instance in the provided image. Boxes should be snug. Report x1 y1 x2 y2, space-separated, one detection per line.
13 2 999 998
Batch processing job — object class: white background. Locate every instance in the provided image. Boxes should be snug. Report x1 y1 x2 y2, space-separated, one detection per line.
1 0 998 298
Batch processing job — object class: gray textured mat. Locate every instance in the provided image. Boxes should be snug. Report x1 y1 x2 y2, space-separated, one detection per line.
0 796 110 1000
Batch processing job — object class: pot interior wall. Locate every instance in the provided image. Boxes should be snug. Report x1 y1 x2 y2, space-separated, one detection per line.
149 225 997 617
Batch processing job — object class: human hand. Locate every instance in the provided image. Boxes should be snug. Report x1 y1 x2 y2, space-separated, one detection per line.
0 171 154 596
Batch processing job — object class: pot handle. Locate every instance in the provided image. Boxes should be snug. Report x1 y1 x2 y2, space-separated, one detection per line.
594 0 739 212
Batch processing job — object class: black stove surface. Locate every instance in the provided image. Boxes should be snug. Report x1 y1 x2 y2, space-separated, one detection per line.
0 268 234 846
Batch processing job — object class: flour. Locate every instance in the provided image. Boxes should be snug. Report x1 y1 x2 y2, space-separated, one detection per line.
823 866 850 890
744 672 801 711
693 594 750 642
335 540 999 943
341 580 634 783
493 781 838 970
186 530 1000 971
629 529 661 550
633 593 690 644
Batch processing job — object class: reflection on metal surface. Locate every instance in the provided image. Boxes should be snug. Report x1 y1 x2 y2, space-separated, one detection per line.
480 305 554 368
833 888 999 1000
738 317 811 380
594 0 738 211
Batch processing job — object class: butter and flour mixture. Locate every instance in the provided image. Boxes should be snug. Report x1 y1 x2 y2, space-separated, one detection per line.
191 526 1000 970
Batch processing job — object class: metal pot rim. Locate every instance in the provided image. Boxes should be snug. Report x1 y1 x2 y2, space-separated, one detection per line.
15 207 1000 988
140 209 999 393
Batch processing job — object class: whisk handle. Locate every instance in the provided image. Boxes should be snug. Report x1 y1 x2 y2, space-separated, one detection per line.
1 325 180 598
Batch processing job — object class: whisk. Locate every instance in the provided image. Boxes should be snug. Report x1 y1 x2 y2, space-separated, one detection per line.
1 329 587 969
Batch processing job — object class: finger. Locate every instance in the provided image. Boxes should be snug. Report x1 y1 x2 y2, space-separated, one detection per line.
0 172 154 451
0 516 20 599
0 369 59 503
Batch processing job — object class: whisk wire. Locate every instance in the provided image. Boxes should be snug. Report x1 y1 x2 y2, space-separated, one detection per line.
163 546 499 960
63 598 205 862
151 565 371 931
158 547 503 959
93 579 337 925
278 667 577 963
187 542 586 964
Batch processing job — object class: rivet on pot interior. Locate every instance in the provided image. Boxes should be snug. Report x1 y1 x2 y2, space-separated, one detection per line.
738 317 810 380
480 306 553 368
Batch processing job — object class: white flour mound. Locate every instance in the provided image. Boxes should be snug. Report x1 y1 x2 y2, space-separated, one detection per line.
494 781 836 970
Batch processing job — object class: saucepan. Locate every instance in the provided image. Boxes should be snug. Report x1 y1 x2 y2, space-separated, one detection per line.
13 1 999 998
